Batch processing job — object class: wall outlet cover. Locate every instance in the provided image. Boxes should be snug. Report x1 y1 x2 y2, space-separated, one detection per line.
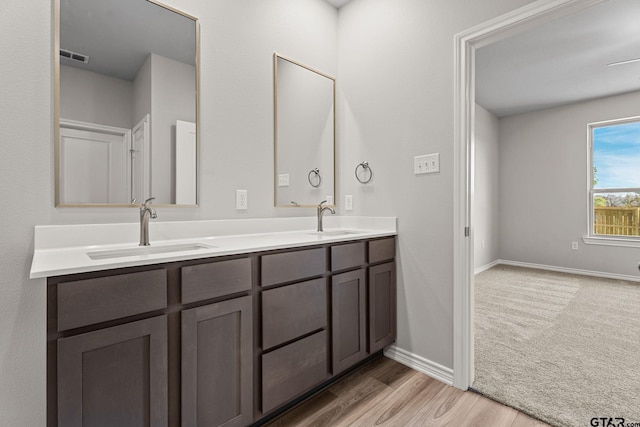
236 190 248 210
345 195 353 211
278 174 289 187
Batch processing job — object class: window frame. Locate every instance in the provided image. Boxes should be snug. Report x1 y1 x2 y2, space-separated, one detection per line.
586 116 640 246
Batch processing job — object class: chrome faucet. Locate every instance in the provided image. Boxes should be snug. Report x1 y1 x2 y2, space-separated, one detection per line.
317 200 336 232
139 197 157 246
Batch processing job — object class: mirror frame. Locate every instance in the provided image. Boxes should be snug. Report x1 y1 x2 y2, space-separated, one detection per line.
273 53 336 208
53 0 200 208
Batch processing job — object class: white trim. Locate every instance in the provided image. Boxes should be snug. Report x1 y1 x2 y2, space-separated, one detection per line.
474 260 500 275
453 0 608 391
583 236 640 248
384 345 454 386
498 259 640 283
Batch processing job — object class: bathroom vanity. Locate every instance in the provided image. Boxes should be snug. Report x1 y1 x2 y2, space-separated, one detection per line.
32 218 396 427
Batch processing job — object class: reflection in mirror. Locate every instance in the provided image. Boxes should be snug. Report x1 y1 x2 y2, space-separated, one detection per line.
55 0 199 206
274 53 335 208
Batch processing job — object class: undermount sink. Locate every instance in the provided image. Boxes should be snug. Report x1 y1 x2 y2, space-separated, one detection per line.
87 243 216 260
307 230 359 236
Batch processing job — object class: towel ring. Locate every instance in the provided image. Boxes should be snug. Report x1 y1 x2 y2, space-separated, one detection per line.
355 161 373 184
308 168 321 187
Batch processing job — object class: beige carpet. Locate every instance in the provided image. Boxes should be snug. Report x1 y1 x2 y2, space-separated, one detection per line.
473 265 640 427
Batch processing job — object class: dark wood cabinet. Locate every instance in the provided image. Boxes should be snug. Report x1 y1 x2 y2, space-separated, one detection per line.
48 236 396 427
331 269 367 374
368 261 397 353
182 296 253 427
57 315 168 427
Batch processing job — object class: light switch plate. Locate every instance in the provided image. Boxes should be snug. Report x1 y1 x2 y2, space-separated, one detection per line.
414 153 440 175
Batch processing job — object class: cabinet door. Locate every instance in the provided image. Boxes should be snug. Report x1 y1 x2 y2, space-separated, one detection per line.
182 296 253 427
369 262 397 353
57 315 168 427
331 269 366 374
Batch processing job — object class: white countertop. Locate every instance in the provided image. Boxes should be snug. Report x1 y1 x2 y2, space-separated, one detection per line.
30 216 396 278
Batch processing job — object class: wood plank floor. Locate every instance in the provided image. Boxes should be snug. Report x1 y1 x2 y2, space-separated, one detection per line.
267 356 550 427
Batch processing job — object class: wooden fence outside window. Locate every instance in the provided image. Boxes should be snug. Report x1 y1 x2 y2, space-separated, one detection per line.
594 206 640 236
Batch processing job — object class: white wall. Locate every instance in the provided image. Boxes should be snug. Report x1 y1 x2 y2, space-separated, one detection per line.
0 0 337 425
149 54 196 204
337 0 534 369
60 64 134 129
474 104 501 270
0 0 540 423
0 1 51 425
499 90 640 277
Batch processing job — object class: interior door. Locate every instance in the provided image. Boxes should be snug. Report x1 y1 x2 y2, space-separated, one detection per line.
131 115 150 204
59 126 129 204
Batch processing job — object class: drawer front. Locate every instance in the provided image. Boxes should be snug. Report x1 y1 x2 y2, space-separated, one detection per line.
330 241 366 272
262 278 327 350
181 257 252 304
58 269 167 331
261 247 326 287
262 331 327 413
368 237 396 264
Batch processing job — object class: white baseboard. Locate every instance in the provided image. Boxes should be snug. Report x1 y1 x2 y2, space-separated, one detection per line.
384 345 454 386
499 259 640 283
474 260 500 275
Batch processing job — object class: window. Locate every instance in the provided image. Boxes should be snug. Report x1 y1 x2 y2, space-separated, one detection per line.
589 117 640 238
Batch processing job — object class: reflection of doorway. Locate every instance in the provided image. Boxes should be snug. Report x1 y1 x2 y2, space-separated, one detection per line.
132 114 150 204
453 0 609 389
59 120 130 204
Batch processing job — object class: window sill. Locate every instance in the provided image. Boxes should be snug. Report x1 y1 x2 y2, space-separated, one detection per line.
582 236 640 248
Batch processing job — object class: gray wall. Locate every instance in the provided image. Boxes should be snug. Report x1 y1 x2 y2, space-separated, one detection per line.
499 89 640 277
0 0 535 424
337 0 533 369
474 105 501 270
60 64 134 129
149 54 197 204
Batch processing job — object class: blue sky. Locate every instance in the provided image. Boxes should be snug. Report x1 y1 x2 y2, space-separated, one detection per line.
593 121 640 189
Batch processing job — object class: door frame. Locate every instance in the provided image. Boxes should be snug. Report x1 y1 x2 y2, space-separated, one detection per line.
452 0 607 389
58 119 132 206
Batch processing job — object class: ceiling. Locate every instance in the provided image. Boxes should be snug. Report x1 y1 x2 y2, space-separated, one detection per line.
60 0 196 81
325 0 353 9
476 0 640 117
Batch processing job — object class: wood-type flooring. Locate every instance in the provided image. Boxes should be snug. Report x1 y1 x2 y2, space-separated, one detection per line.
267 356 550 427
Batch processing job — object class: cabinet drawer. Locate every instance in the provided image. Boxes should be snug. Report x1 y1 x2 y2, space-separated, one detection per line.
262 331 327 413
261 247 325 287
330 241 365 272
262 278 327 350
57 269 167 331
181 257 252 304
368 237 395 264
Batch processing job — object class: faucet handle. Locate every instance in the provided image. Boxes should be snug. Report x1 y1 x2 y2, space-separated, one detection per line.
142 197 155 207
318 200 328 207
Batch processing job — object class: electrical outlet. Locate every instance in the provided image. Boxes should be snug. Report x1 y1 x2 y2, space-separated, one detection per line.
278 174 289 187
345 195 353 211
236 190 248 210
571 241 579 250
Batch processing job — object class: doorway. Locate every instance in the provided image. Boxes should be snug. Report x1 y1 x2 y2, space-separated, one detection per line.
452 0 609 390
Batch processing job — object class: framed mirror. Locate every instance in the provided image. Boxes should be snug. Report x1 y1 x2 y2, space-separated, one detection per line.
274 53 336 208
54 0 199 207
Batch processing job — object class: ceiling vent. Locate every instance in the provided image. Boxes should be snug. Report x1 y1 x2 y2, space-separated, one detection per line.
60 48 89 64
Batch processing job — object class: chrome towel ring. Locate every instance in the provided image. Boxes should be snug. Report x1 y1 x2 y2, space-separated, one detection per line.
355 161 373 184
308 168 321 187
